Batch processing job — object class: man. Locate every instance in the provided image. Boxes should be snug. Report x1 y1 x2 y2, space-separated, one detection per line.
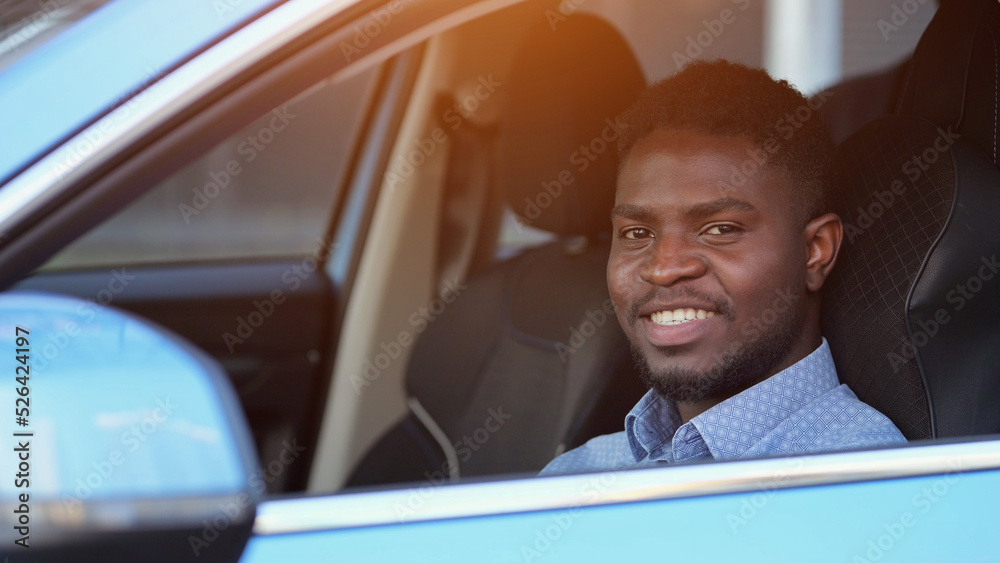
541 60 906 476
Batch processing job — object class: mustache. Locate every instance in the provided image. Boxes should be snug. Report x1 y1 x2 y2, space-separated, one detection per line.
627 286 734 324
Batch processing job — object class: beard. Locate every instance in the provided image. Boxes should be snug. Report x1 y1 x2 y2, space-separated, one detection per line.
631 305 802 404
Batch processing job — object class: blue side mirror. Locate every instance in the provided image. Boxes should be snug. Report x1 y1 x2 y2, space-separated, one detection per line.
0 291 259 562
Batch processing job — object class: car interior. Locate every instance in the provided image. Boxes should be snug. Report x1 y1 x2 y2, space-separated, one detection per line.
824 0 1000 440
344 11 648 488
17 0 1000 500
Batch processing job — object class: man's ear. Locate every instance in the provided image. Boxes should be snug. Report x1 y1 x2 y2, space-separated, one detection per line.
803 213 842 292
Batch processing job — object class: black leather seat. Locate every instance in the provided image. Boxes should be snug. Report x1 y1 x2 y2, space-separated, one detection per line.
823 0 1000 440
347 13 646 486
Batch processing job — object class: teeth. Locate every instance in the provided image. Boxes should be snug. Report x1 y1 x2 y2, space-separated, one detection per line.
650 308 715 325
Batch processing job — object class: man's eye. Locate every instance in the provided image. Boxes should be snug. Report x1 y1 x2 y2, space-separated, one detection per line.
703 224 740 236
622 227 652 240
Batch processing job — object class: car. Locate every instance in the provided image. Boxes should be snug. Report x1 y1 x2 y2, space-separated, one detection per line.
2 0 1000 561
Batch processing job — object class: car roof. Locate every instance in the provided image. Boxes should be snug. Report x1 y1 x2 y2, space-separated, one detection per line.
0 0 282 186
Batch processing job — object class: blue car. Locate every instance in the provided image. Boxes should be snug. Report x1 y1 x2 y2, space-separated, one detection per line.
1 0 999 561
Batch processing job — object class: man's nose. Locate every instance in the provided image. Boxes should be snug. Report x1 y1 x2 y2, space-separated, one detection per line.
639 237 706 286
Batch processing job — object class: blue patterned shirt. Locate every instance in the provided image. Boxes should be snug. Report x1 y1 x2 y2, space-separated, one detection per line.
540 339 906 476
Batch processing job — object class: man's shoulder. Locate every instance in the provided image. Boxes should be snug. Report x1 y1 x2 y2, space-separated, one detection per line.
538 431 633 476
752 384 907 455
748 385 906 456
809 384 908 448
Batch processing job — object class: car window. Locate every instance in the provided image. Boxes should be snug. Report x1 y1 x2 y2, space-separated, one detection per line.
12 5 1000 560
10 0 954 508
42 67 379 270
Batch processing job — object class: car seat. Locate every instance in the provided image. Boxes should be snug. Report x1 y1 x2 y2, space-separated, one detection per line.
823 0 1000 440
347 13 647 486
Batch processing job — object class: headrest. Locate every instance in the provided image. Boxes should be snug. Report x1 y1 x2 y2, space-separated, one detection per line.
496 14 645 237
823 115 1000 440
897 0 1000 167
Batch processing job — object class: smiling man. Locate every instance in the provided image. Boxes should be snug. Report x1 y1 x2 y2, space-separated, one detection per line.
541 61 906 476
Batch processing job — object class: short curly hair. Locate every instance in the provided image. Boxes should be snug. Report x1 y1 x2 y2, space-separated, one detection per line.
617 60 835 223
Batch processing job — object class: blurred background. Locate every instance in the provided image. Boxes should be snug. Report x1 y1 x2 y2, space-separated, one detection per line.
2 0 932 89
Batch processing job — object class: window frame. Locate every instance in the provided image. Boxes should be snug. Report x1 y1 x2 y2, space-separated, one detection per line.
251 436 1000 533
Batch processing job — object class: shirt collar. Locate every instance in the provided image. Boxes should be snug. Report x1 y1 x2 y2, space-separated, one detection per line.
624 338 840 464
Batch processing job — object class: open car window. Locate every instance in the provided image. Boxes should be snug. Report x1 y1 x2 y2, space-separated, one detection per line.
14 0 1000 533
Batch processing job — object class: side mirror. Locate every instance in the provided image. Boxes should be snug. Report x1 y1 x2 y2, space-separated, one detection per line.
0 291 260 562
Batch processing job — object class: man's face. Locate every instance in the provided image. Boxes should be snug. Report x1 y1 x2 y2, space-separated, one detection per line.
609 129 813 403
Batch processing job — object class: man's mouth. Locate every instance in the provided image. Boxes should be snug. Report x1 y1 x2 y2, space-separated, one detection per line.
640 306 721 347
649 308 716 326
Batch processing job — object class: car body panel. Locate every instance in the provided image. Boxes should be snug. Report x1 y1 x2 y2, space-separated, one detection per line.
242 462 994 562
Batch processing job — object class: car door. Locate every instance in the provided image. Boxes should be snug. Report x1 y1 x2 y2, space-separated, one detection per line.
241 439 1000 562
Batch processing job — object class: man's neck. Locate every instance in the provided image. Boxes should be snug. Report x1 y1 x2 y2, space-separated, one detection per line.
677 400 715 424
